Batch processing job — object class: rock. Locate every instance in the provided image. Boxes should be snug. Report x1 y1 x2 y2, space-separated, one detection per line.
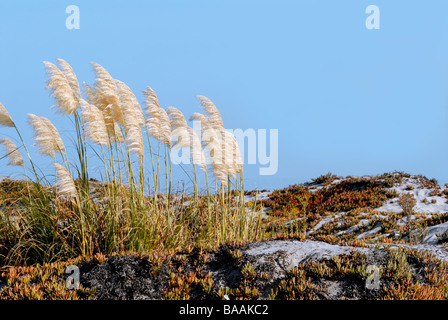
242 240 372 275
357 222 383 239
423 221 448 244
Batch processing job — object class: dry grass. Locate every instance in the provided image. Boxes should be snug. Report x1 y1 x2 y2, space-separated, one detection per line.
0 59 260 268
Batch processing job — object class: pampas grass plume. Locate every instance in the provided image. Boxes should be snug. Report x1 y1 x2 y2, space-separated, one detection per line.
167 107 206 171
28 114 65 158
0 138 24 166
90 62 124 126
144 87 172 147
196 95 224 130
0 102 15 127
189 127 207 172
56 58 81 103
81 100 109 146
124 113 144 157
116 80 146 127
43 61 78 115
53 163 77 198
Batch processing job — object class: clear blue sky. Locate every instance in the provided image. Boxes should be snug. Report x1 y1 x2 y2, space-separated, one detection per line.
1 0 448 191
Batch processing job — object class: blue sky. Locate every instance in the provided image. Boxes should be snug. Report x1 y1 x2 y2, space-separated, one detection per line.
1 0 448 191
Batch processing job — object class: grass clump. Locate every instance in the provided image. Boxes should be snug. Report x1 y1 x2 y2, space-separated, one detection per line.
0 59 261 268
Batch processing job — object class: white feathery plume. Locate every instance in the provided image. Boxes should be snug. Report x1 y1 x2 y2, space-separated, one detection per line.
167 107 206 171
170 126 190 149
107 82 145 156
0 138 24 166
40 117 66 150
96 78 124 126
56 58 81 104
27 114 65 158
143 86 161 139
81 100 109 146
117 89 145 157
83 82 124 142
166 106 188 128
143 86 159 112
103 105 125 142
193 96 242 175
159 108 172 148
92 82 110 111
231 134 243 174
53 163 77 198
222 130 239 179
83 82 99 106
90 61 114 81
115 80 146 127
190 111 242 184
43 61 78 115
189 127 207 172
190 113 228 185
90 62 124 126
189 112 221 153
191 105 229 171
167 107 189 149
0 102 14 127
123 109 144 157
213 164 229 188
196 95 224 130
146 113 161 141
189 112 210 127
143 87 172 148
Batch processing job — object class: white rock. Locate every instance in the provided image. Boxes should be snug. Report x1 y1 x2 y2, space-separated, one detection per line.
423 221 448 244
243 240 373 272
244 191 271 203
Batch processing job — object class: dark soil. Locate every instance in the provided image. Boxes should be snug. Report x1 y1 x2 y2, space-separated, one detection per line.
72 240 445 300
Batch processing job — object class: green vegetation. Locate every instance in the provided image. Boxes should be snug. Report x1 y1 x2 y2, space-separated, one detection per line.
0 60 259 268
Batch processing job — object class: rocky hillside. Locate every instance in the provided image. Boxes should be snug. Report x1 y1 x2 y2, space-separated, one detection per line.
1 172 448 300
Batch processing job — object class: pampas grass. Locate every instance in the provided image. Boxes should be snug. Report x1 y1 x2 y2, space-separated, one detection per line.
189 127 207 172
167 107 206 171
84 82 124 142
167 106 207 203
116 80 146 127
56 58 81 104
0 138 24 167
144 87 172 147
194 95 243 181
190 111 242 186
0 102 14 127
143 86 173 207
27 114 65 158
43 61 78 115
103 105 125 142
159 109 172 149
81 100 109 146
189 100 246 241
0 103 41 183
196 95 224 130
53 163 77 198
190 112 228 187
90 62 124 126
123 104 145 158
0 59 262 268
